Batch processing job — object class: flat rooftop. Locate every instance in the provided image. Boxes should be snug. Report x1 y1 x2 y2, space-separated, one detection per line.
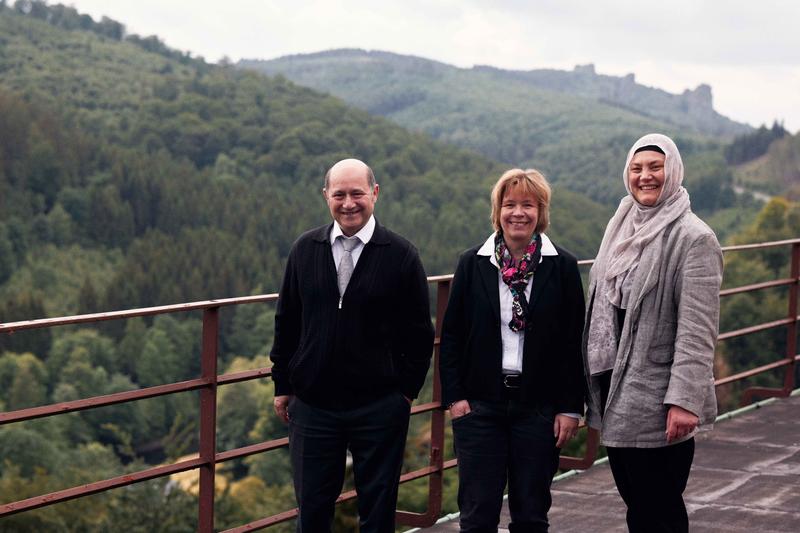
417 393 800 533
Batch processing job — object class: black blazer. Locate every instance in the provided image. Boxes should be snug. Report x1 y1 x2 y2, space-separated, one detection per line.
439 240 586 413
271 221 434 408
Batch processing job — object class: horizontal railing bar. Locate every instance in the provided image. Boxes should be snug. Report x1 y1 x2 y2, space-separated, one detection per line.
718 317 797 341
720 278 796 297
217 367 272 385
0 361 437 427
0 456 205 517
216 438 289 463
215 400 442 464
223 508 298 532
0 293 279 333
216 403 442 464
225 486 365 532
575 239 800 269
720 238 800 252
222 456 452 532
0 378 210 425
411 401 440 415
715 355 800 386
3 238 798 334
398 465 440 484
2 365 281 426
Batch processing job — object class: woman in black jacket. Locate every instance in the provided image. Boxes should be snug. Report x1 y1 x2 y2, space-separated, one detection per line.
440 168 585 533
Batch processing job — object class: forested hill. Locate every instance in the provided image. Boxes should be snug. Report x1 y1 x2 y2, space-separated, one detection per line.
733 130 800 198
241 49 750 205
0 2 608 321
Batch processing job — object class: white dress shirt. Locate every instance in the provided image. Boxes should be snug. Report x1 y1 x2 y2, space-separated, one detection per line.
330 215 376 269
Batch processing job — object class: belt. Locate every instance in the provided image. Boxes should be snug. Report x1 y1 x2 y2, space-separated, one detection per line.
503 374 522 389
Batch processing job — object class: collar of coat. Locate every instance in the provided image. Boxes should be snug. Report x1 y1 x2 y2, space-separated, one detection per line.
311 219 392 246
477 232 558 268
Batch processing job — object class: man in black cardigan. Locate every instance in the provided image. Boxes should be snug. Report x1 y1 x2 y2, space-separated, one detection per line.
271 159 434 533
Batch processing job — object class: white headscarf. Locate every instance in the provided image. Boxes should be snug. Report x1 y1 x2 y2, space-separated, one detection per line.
586 133 691 375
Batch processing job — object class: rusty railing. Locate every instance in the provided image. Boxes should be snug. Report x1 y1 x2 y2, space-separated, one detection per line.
0 238 798 531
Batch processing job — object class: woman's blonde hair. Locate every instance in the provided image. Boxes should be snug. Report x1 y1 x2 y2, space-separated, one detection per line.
490 168 551 234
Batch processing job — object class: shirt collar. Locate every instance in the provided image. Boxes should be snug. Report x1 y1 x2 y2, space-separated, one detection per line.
477 232 557 266
330 215 376 245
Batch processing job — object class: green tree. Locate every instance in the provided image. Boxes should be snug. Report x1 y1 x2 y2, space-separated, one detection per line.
0 291 51 357
47 328 118 379
0 426 61 477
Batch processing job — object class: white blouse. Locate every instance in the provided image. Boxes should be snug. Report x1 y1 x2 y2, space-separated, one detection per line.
476 232 558 374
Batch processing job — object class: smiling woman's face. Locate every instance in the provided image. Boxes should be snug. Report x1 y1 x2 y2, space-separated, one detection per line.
500 185 539 250
628 150 666 206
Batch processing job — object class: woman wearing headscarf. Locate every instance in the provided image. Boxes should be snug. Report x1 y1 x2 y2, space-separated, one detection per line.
440 168 585 532
584 133 723 533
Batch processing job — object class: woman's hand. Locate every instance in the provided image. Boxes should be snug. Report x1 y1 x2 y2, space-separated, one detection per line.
665 404 699 443
449 399 471 419
554 414 579 448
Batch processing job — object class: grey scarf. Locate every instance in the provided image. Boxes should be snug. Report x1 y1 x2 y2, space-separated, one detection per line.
586 133 691 375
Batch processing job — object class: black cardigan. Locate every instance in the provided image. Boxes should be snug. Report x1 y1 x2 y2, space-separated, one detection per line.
270 221 434 409
439 242 586 414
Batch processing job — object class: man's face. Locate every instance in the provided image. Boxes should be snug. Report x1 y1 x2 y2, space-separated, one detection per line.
323 165 379 236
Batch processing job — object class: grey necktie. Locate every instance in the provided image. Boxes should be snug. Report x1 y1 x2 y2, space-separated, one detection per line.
337 236 358 297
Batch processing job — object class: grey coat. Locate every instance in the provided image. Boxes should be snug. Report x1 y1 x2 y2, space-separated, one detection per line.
584 211 723 447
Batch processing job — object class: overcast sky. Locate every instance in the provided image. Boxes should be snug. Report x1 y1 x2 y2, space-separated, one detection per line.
66 0 800 132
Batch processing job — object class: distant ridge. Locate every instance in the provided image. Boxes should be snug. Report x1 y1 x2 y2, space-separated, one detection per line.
242 49 750 139
241 49 750 204
471 63 749 138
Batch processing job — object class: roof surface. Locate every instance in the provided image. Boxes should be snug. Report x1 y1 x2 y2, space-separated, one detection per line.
419 393 800 532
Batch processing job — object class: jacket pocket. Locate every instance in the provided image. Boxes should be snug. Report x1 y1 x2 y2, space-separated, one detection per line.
647 344 675 364
648 319 677 363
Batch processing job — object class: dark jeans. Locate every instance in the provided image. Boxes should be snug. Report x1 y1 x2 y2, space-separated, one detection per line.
288 392 411 533
606 439 695 533
452 399 560 533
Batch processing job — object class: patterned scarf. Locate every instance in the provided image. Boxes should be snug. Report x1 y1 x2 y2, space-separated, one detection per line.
494 232 542 332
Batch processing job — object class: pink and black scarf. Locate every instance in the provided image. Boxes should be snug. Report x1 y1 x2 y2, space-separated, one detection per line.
494 233 541 332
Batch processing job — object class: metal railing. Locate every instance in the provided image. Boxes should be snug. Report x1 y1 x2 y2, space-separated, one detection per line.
0 238 798 531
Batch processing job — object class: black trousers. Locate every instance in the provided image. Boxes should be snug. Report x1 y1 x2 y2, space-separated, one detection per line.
287 392 411 533
606 439 695 533
599 368 695 533
452 399 560 533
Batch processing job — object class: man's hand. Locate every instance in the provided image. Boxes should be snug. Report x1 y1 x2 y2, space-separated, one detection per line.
274 395 292 424
448 399 471 419
665 404 699 443
554 414 579 448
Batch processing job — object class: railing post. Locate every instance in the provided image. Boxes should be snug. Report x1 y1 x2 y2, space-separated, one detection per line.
740 241 800 406
783 243 799 394
427 279 449 516
395 279 449 528
199 307 219 533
